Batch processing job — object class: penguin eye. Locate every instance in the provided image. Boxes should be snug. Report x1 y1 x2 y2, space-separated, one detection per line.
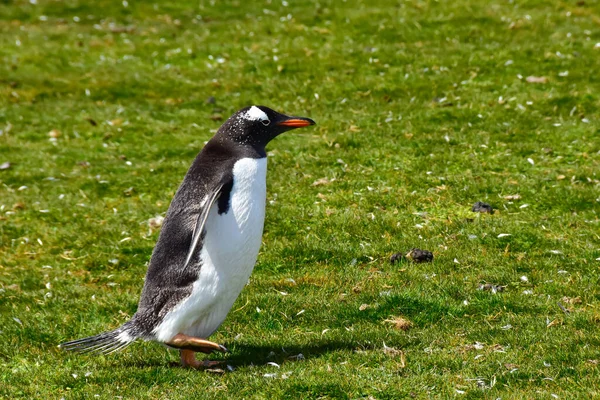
261 119 270 126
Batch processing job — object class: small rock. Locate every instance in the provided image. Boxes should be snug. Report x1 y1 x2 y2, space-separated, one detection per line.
148 215 164 229
478 283 506 293
312 177 334 186
0 161 11 170
472 201 494 214
109 118 123 127
206 368 225 374
526 76 548 84
389 253 404 264
48 129 61 138
561 296 582 305
406 248 434 263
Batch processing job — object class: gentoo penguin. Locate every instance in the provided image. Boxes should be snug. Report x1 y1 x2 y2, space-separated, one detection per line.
60 106 315 368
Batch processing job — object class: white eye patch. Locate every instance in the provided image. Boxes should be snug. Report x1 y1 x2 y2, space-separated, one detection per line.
243 106 270 124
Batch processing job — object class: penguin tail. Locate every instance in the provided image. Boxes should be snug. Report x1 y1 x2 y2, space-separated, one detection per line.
59 321 137 355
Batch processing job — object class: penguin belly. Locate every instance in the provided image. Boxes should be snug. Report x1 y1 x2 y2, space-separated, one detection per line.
153 157 267 342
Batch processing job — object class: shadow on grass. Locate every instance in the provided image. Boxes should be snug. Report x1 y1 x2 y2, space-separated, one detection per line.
116 339 372 369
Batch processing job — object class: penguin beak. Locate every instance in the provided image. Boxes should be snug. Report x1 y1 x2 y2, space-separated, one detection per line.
277 117 316 128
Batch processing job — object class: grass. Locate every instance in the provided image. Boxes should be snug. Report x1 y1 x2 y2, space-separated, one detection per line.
1 0 599 397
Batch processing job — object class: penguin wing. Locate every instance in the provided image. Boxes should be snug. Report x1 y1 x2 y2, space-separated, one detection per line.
182 182 225 269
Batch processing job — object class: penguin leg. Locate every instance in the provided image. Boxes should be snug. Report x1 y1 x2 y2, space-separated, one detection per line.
180 349 202 368
180 349 225 369
166 333 228 354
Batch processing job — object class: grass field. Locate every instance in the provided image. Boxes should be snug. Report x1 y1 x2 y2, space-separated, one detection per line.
1 0 600 398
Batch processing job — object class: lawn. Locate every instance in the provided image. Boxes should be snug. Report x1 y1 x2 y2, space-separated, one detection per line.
1 0 599 398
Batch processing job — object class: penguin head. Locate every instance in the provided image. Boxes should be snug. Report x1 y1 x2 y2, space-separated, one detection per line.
218 105 315 150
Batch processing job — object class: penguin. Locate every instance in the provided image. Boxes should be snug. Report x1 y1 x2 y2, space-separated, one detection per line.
60 106 316 368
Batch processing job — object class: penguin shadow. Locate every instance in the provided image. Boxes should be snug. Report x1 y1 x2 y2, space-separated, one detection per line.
118 339 369 370
221 339 366 368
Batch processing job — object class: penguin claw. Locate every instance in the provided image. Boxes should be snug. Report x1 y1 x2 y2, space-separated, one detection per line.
218 344 229 353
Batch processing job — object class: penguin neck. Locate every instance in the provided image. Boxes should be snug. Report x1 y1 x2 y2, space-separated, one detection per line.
211 136 268 159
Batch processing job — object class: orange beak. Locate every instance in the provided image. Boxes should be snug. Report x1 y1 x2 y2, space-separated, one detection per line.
277 117 316 128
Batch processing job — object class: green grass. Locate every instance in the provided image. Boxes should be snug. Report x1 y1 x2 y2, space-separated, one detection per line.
1 0 599 397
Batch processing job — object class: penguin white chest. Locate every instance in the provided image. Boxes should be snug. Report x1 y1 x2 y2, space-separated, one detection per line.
154 157 268 341
203 157 268 270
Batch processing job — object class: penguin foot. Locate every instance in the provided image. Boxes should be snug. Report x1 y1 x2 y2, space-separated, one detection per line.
179 349 226 369
166 333 228 354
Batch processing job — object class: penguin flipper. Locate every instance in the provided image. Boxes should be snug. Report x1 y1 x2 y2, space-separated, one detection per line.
182 182 225 269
